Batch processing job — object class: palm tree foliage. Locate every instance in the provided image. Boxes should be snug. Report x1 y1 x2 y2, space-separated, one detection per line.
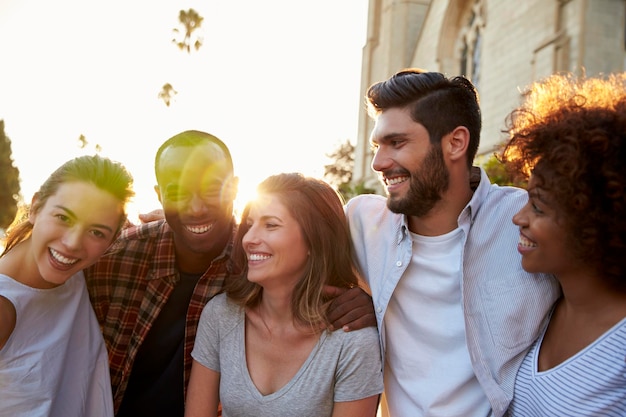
172 9 204 53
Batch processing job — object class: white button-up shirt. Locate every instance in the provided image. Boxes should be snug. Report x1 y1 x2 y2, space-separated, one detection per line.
345 168 561 417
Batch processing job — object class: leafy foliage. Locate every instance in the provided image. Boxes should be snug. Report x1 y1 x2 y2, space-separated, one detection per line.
158 83 178 107
77 134 102 153
481 152 527 188
324 139 376 202
324 140 353 187
0 121 21 230
172 9 204 53
160 9 204 107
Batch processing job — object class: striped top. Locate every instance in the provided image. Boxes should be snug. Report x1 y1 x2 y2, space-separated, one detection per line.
508 317 626 416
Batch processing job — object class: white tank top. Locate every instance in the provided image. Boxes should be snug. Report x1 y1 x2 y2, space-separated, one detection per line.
0 271 114 417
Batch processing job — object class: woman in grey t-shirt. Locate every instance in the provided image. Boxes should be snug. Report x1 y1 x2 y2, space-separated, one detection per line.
185 173 383 417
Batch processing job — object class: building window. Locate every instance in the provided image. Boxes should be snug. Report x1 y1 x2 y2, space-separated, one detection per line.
459 0 484 89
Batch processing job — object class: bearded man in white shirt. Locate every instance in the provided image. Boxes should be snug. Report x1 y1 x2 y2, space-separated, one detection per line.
345 69 560 417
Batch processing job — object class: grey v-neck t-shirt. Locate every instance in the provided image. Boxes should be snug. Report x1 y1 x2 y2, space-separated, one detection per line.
191 293 383 417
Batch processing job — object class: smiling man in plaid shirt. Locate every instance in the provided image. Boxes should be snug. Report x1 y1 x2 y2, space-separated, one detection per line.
85 130 375 417
85 131 238 417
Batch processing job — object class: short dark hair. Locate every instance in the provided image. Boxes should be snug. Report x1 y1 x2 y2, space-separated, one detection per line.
154 130 234 184
366 69 482 167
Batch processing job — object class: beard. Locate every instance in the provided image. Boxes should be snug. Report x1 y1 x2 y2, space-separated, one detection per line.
386 144 450 217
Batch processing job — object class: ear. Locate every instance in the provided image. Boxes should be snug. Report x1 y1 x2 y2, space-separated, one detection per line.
444 126 470 163
28 193 40 225
154 185 162 204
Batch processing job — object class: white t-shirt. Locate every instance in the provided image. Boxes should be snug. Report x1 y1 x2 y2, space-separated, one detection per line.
0 271 114 417
383 228 490 416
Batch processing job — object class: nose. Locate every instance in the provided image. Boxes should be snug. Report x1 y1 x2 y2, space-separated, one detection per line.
371 147 391 173
187 193 208 216
61 227 83 251
512 203 528 226
242 224 260 247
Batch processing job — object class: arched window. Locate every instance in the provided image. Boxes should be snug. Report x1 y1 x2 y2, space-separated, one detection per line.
459 0 484 89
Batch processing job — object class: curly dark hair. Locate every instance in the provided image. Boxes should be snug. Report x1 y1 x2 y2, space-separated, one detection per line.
501 72 626 288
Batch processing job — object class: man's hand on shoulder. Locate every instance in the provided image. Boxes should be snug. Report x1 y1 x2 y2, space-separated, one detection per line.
138 209 165 224
324 285 377 332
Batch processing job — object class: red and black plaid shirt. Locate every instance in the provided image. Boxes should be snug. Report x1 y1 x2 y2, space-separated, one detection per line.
85 219 235 413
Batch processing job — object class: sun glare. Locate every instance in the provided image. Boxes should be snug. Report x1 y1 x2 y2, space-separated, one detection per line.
233 178 259 221
0 0 367 230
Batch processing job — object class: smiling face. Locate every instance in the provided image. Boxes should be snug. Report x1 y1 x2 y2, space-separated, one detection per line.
512 175 573 276
241 193 309 290
370 107 450 217
156 142 237 264
28 181 123 288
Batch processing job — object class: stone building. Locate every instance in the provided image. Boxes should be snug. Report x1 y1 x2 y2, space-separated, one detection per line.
353 0 626 189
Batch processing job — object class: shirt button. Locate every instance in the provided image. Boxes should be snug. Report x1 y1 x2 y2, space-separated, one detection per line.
377 307 383 313
396 261 402 267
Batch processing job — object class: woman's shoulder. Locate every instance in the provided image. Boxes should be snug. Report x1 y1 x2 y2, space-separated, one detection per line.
201 292 244 330
209 292 240 311
326 326 380 348
204 292 234 314
344 325 380 341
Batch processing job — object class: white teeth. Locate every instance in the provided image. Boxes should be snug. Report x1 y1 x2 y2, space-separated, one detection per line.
248 253 271 261
49 248 79 265
519 235 537 248
185 224 213 234
387 176 408 185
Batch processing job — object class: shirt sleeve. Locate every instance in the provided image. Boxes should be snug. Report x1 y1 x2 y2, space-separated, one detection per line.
190 294 223 372
334 326 384 402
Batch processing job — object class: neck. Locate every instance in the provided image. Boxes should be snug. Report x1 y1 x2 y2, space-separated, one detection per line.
408 179 474 236
259 290 293 321
175 249 216 274
174 237 229 275
255 292 297 337
557 269 626 316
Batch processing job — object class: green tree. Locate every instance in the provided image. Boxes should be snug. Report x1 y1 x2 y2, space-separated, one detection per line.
0 120 21 230
77 134 102 153
324 139 376 202
160 9 204 107
481 152 527 188
324 140 353 187
78 134 87 149
172 8 204 54
158 83 178 107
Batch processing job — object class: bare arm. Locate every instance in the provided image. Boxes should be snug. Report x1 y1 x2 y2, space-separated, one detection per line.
0 295 16 350
332 395 380 417
324 285 377 331
185 359 220 417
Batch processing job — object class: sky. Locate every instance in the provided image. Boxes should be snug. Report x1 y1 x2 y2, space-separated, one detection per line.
0 0 368 221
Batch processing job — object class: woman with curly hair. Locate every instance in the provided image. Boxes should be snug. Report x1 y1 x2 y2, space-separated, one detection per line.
501 73 626 416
